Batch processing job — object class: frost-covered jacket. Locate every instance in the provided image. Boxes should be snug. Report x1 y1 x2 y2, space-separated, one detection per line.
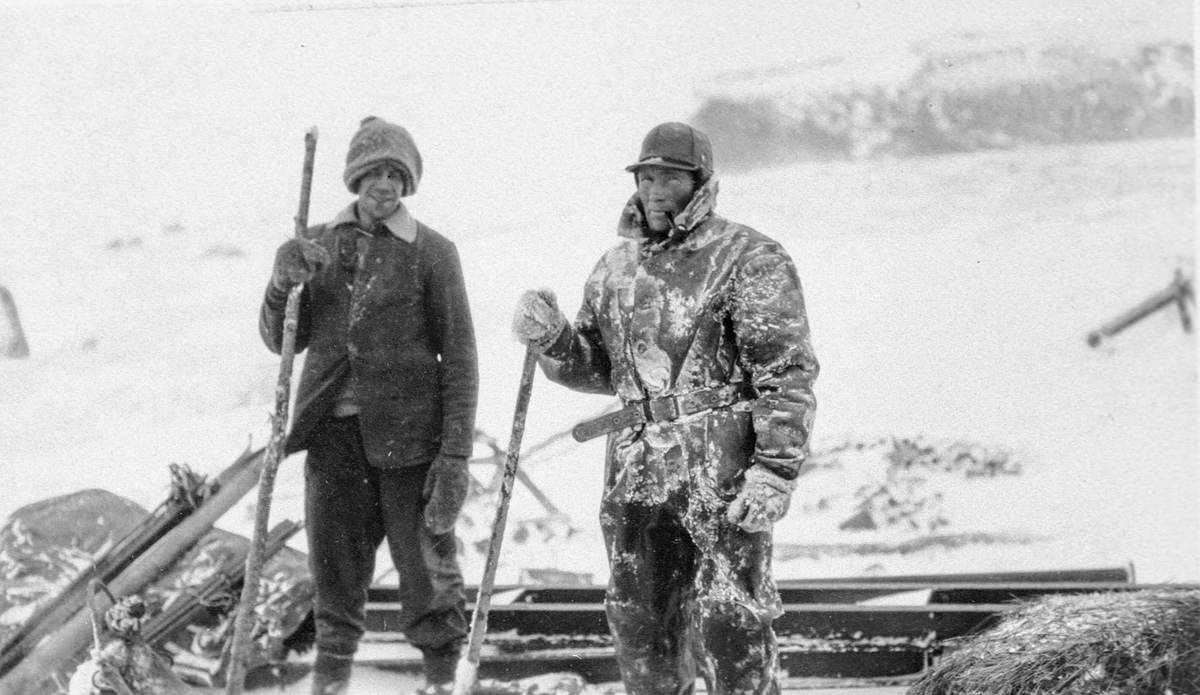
259 203 478 468
539 180 818 479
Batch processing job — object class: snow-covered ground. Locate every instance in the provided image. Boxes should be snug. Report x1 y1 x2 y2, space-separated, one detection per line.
0 0 1194 622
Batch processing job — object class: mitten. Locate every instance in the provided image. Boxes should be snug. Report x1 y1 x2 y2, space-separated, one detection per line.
423 454 470 535
725 464 797 533
271 237 331 291
512 288 568 351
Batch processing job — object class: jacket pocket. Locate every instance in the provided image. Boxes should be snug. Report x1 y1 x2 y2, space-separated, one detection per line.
701 409 755 499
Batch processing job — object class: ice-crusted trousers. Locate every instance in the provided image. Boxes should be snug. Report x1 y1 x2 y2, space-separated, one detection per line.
601 418 784 695
304 415 467 684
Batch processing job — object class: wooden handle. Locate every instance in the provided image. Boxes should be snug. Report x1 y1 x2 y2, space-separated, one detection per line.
462 344 539 667
225 127 319 695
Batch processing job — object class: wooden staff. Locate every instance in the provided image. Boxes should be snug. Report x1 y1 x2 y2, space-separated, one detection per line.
452 344 539 695
224 126 318 695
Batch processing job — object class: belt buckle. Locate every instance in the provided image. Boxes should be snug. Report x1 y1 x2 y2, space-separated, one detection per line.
644 395 680 422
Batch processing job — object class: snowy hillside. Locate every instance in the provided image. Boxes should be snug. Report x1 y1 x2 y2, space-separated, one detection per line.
694 32 1193 167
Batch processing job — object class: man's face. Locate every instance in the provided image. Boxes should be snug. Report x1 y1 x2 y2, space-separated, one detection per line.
636 166 697 233
356 162 407 224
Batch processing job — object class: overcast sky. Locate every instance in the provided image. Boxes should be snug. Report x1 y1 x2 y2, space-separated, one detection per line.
0 0 1190 263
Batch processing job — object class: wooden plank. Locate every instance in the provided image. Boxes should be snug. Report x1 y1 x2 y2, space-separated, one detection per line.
364 649 623 684
353 644 927 680
353 567 1148 682
780 649 926 679
0 447 266 695
367 603 610 635
929 582 1194 605
367 566 1133 605
774 603 1006 640
778 565 1133 585
366 601 1010 640
367 578 1145 608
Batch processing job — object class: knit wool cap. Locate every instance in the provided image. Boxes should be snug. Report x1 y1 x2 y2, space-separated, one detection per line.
343 116 423 196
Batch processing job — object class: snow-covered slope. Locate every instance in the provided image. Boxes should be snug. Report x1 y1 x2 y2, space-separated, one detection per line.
693 31 1193 165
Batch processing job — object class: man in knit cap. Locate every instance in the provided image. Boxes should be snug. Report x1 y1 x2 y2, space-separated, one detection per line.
260 116 478 695
513 122 818 695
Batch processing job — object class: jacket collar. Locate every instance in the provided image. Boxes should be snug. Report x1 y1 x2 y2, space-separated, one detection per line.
331 201 418 242
617 178 720 244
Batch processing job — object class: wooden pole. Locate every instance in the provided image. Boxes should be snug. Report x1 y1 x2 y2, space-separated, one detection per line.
0 284 29 359
224 126 318 695
452 344 539 695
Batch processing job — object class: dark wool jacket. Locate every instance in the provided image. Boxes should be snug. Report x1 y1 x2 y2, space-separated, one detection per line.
260 204 478 468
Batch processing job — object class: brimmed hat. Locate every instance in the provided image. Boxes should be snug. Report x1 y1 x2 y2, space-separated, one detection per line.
625 122 713 181
343 116 423 196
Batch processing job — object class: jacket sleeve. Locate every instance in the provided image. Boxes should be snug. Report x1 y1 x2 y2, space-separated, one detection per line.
538 275 616 396
258 281 313 355
427 241 479 459
731 245 819 480
258 226 324 355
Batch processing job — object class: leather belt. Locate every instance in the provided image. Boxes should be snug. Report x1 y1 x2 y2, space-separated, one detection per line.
571 383 751 443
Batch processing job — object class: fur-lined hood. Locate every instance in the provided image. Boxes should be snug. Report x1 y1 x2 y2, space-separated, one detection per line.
616 178 720 243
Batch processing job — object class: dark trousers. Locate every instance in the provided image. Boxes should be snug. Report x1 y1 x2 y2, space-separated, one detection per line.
304 416 467 682
601 419 783 695
603 500 781 695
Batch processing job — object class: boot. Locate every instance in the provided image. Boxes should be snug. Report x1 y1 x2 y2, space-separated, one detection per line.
312 674 350 695
416 641 461 695
311 652 353 695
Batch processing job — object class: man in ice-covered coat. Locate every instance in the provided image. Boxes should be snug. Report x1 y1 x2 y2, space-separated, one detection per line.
513 122 818 695
260 116 478 695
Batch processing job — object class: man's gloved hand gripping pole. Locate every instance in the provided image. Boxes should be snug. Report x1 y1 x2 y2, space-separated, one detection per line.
512 288 568 350
225 127 321 695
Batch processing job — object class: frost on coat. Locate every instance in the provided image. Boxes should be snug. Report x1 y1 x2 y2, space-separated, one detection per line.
540 178 818 481
258 207 479 468
538 179 818 695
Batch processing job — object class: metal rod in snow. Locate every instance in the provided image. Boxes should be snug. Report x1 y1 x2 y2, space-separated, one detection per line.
1087 268 1194 347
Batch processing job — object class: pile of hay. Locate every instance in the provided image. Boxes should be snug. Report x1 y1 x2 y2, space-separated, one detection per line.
909 588 1200 695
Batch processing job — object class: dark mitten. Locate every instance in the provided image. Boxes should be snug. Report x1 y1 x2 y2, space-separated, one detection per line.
271 237 331 291
422 454 470 535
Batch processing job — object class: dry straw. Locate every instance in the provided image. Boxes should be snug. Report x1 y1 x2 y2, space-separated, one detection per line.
909 588 1200 695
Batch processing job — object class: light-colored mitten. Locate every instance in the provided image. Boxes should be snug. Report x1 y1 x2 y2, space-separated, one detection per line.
725 464 797 533
512 288 568 351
